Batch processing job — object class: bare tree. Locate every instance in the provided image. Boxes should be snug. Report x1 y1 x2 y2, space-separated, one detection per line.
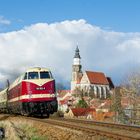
122 70 140 95
121 70 140 124
111 87 125 123
72 87 83 98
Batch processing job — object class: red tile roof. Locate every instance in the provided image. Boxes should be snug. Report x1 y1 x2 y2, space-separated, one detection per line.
71 108 95 117
59 96 73 105
57 90 71 98
59 100 67 105
86 71 109 85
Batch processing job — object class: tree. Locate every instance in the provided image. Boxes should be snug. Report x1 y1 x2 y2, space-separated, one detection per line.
121 70 140 124
72 87 84 98
122 70 140 96
111 87 125 123
76 98 89 108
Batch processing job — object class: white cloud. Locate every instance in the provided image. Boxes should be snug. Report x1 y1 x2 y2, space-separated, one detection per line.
0 19 140 87
0 16 11 25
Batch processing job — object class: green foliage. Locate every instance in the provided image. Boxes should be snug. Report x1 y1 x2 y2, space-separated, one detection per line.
76 98 88 108
31 136 47 140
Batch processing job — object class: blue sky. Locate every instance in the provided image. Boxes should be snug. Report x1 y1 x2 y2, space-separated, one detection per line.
0 0 140 32
0 0 140 88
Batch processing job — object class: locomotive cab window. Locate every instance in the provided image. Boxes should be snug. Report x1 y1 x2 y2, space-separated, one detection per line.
28 72 39 79
23 73 27 80
40 71 51 79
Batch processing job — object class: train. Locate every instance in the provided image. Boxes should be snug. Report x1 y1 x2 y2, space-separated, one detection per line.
0 67 58 117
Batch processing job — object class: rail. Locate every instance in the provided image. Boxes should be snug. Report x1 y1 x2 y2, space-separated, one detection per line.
24 117 140 140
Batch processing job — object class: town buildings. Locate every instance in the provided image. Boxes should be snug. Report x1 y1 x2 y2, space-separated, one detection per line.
57 46 115 121
57 47 140 124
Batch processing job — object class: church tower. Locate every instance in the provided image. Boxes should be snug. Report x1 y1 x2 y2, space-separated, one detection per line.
71 46 83 91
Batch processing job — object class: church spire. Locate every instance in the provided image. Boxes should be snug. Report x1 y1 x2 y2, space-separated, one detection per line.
74 45 81 59
73 45 81 65
71 45 83 91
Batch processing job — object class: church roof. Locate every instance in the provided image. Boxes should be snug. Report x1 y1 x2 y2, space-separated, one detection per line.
107 77 115 88
86 71 109 85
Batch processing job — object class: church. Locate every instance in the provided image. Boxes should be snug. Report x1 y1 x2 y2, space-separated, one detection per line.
71 46 114 99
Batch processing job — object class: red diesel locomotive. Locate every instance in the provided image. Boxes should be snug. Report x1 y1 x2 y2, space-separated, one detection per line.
7 67 58 117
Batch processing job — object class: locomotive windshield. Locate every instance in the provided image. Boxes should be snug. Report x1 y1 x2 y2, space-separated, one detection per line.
28 72 39 79
40 71 51 79
23 71 53 80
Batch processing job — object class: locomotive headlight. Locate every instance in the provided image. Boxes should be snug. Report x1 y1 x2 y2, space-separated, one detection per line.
36 87 46 90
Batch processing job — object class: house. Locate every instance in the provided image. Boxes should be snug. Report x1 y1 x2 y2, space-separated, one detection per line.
57 90 74 112
121 95 140 124
64 108 95 119
64 107 114 121
89 99 112 112
97 99 112 112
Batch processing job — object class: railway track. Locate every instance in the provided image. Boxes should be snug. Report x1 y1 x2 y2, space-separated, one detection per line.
24 116 140 140
53 117 140 133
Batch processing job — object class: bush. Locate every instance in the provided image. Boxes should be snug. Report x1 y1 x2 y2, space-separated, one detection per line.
76 98 88 108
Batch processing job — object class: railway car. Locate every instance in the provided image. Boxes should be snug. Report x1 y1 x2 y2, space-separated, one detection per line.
7 67 58 117
0 88 8 113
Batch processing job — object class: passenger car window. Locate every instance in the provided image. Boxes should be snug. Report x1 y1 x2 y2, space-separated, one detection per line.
40 72 51 79
28 72 39 79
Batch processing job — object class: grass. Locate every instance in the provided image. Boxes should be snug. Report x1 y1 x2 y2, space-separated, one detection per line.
31 135 47 140
0 122 6 129
20 124 48 140
0 119 49 140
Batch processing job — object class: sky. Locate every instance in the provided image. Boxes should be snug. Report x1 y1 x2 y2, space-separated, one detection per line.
0 0 140 88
